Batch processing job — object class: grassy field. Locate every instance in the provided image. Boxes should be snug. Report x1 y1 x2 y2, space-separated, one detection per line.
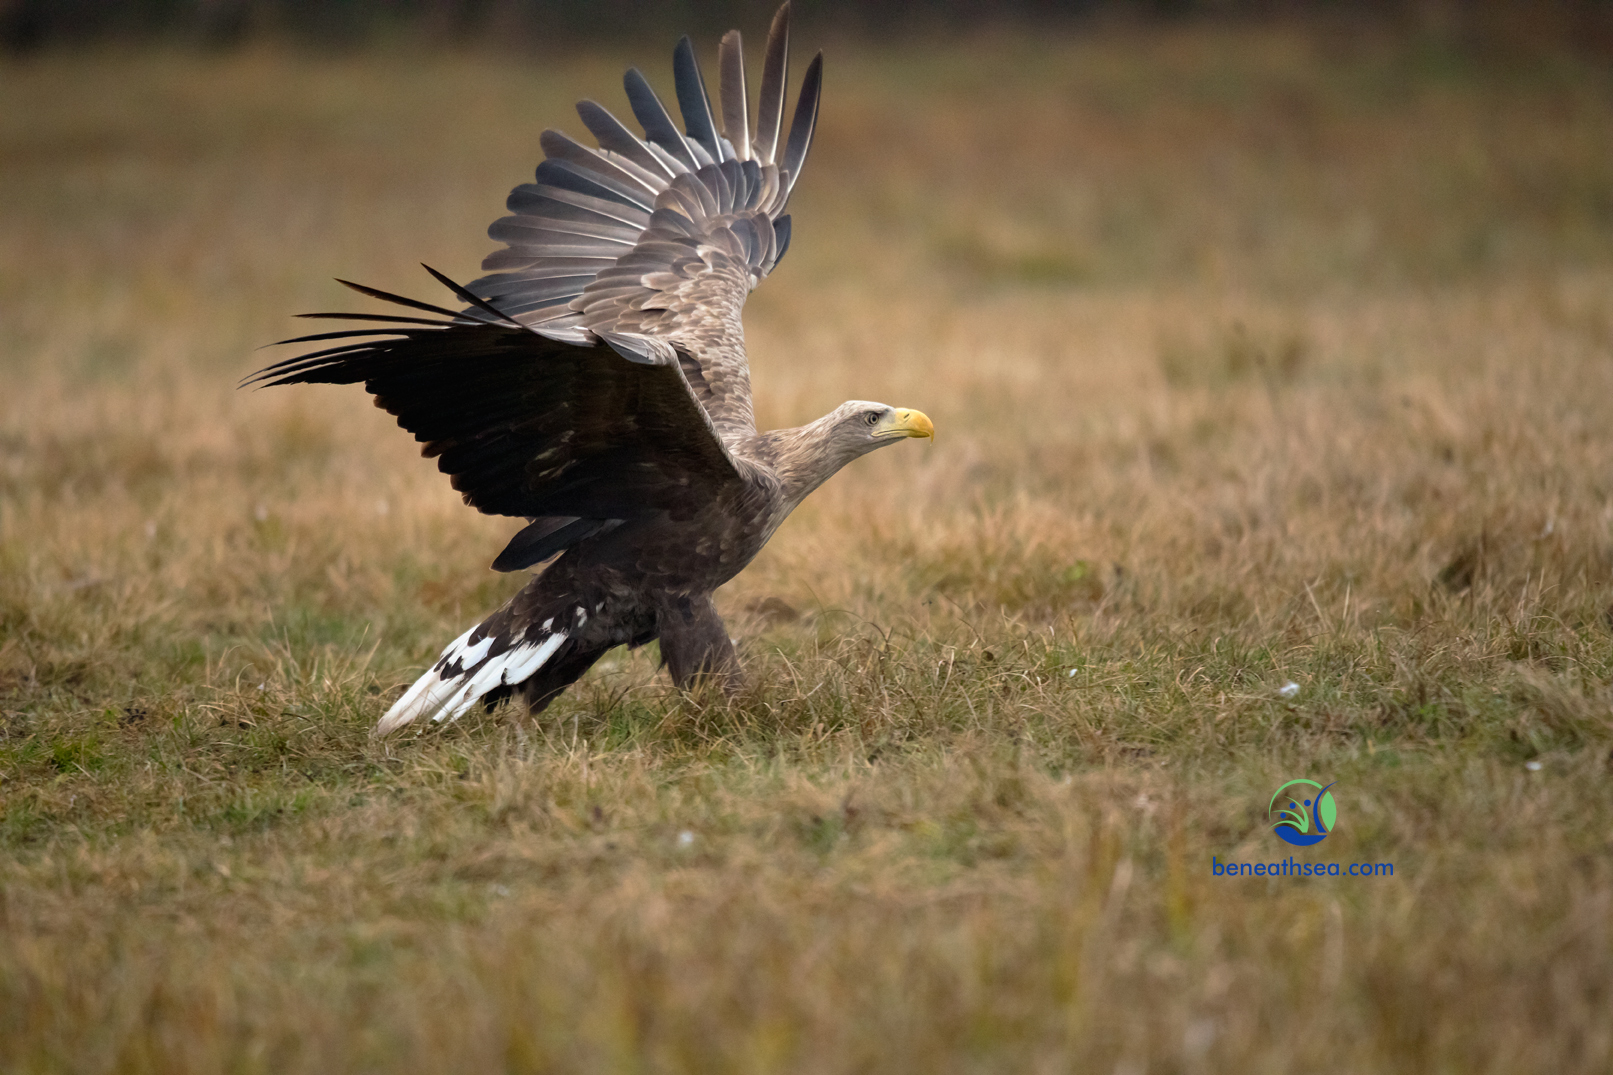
4 22 1613 1073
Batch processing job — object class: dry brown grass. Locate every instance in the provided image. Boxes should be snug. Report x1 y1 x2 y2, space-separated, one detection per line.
3 24 1613 1073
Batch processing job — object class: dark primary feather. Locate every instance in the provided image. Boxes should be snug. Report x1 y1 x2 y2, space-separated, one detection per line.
673 35 724 164
295 311 455 326
718 30 750 163
536 130 661 209
781 52 822 201
421 263 523 325
502 194 646 240
755 3 791 164
624 69 699 172
331 278 474 321
576 99 675 180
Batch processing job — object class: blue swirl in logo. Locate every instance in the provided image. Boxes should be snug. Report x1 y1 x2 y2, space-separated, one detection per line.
1269 779 1337 846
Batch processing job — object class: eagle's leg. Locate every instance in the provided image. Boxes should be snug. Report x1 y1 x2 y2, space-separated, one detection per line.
657 594 744 694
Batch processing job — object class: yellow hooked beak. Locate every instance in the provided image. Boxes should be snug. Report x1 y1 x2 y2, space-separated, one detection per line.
875 408 935 441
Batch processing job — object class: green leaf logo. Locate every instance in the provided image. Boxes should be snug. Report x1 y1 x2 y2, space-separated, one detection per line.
1269 779 1337 847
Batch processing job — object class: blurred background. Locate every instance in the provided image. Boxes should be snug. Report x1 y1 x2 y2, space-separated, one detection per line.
5 0 1613 54
6 0 1613 640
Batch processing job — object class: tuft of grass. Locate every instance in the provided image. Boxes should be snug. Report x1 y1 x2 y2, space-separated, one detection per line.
3 24 1613 1074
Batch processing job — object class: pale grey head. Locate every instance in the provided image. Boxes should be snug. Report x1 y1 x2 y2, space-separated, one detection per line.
826 399 934 456
765 400 933 506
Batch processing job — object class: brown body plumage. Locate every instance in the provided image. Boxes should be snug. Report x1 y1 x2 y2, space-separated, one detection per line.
247 4 932 734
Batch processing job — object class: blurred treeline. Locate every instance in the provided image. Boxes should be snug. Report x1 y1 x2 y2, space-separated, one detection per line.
3 0 1612 58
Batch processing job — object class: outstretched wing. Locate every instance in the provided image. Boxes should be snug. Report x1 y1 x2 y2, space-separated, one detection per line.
468 2 823 439
245 269 745 572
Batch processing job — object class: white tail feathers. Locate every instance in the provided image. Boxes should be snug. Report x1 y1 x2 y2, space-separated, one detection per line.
375 619 571 735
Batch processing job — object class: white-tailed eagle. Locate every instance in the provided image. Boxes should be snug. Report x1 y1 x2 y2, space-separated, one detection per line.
247 3 933 734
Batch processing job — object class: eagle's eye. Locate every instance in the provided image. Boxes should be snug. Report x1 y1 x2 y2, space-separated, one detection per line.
863 411 880 426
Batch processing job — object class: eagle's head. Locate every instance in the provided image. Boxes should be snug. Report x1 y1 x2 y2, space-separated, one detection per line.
770 400 933 508
830 401 934 457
